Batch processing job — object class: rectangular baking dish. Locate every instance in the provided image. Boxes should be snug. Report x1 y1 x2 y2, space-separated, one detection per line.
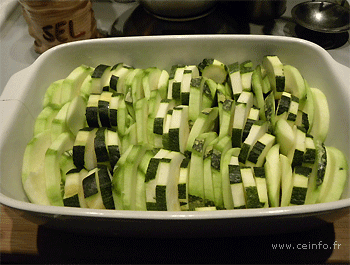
0 35 349 237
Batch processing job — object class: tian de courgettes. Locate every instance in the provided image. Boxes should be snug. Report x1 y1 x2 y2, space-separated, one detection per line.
21 55 348 211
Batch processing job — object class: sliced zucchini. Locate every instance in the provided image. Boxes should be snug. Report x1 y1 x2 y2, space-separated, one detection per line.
142 67 162 100
51 101 71 142
286 95 299 127
83 168 103 209
280 154 293 207
73 127 95 169
226 62 242 100
275 92 291 121
185 107 219 156
264 143 281 207
319 146 348 203
252 167 269 208
239 120 268 165
157 69 169 100
112 145 133 210
82 128 97 171
240 60 254 91
66 95 87 136
90 64 112 94
168 64 186 101
86 94 101 128
43 79 64 110
262 55 285 99
198 58 227 84
242 106 260 142
45 132 75 206
98 91 113 128
274 118 295 156
161 109 173 150
22 130 52 206
60 149 75 182
221 148 238 209
232 91 254 147
33 106 59 136
168 105 190 153
188 77 204 124
305 140 327 204
178 157 191 210
63 168 88 208
144 149 171 210
61 64 93 104
202 78 217 109
211 136 232 209
122 144 148 210
94 127 110 167
290 166 312 205
135 149 158 211
251 65 266 119
309 87 330 142
153 99 176 135
228 162 246 209
284 64 306 100
241 167 263 208
246 132 276 167
134 98 149 145
155 151 185 211
189 132 218 208
106 128 121 171
218 98 235 139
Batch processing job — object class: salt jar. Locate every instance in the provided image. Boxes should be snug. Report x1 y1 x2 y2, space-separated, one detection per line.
18 0 102 53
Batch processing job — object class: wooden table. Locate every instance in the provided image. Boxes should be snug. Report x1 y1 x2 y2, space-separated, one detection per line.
1 204 349 263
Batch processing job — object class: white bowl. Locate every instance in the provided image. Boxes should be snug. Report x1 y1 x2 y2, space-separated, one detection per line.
1 35 349 237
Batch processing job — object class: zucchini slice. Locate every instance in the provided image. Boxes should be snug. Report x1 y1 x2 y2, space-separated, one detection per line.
239 120 268 165
168 105 190 153
178 157 191 211
309 87 330 142
63 168 88 208
185 107 219 156
45 132 75 206
264 143 281 207
290 166 312 205
241 167 263 208
262 55 285 99
232 91 254 147
228 162 246 209
198 58 227 84
202 78 217 109
155 151 185 211
253 167 269 208
188 77 204 124
43 79 64 110
280 154 293 207
240 60 254 91
73 127 95 169
61 64 93 105
66 95 87 136
189 132 218 208
284 64 306 100
86 94 101 128
226 62 242 100
319 146 348 203
22 130 52 206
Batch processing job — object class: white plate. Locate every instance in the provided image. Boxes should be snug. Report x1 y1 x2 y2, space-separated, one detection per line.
0 35 349 237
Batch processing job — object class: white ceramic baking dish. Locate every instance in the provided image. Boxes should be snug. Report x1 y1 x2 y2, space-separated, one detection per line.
0 35 349 237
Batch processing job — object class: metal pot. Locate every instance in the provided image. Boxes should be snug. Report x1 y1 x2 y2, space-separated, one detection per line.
245 0 287 22
138 0 217 19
